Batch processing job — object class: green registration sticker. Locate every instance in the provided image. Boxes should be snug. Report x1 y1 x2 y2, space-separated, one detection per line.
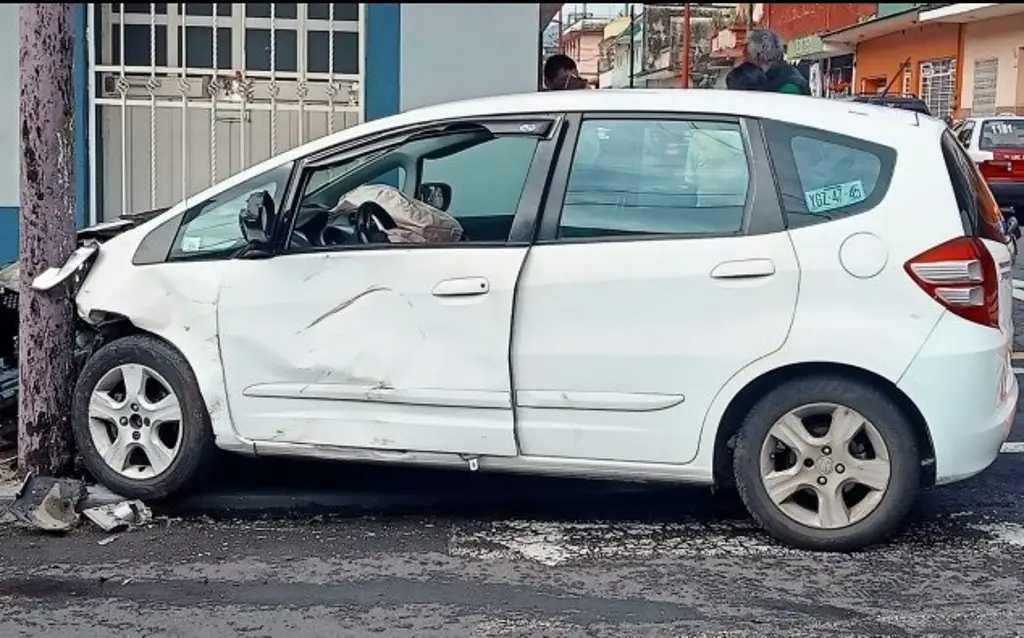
804 180 866 213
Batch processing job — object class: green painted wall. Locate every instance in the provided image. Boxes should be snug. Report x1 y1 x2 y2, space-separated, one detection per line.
877 3 923 18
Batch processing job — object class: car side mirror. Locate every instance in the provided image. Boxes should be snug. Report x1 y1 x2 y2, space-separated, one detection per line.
240 190 277 245
418 182 452 211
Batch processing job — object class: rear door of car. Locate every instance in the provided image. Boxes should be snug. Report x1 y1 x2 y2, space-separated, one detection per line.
509 112 800 465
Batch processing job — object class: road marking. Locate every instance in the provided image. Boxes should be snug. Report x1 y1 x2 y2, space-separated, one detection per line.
1014 279 1024 290
1001 442 1024 453
1012 352 1024 360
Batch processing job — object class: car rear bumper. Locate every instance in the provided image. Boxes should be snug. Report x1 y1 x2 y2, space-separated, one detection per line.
897 312 1017 486
987 180 1024 210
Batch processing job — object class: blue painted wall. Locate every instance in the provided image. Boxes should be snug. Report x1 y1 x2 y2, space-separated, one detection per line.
364 3 401 121
0 207 16 266
0 4 89 266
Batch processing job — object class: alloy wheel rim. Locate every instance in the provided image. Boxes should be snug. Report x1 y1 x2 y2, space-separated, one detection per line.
88 364 183 479
758 402 891 530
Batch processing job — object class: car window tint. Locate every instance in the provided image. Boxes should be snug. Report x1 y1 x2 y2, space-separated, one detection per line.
762 120 896 229
420 137 538 219
170 162 293 259
558 119 750 239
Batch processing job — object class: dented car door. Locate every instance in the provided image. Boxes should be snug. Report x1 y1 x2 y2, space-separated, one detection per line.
216 116 561 457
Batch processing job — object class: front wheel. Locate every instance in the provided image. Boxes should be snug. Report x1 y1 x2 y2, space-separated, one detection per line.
732 376 920 551
72 334 216 500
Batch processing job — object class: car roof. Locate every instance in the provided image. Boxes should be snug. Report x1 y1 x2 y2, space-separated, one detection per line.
175 89 943 218
963 115 1024 122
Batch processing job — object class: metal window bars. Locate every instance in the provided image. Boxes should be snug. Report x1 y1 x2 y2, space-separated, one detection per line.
88 3 365 223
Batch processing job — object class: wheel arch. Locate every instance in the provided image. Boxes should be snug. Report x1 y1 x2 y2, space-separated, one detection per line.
711 361 936 490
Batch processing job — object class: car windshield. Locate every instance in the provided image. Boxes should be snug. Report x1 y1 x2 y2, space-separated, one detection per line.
979 119 1024 150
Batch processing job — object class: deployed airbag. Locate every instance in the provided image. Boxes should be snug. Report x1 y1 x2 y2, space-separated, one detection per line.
332 184 463 244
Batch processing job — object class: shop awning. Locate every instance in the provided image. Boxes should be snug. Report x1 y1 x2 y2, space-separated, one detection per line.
919 3 1024 23
822 7 922 46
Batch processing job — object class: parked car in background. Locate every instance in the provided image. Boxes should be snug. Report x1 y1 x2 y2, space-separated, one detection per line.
17 90 1020 552
840 93 932 117
953 116 1024 221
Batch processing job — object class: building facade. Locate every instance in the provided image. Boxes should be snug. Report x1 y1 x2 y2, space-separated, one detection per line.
1 2 551 264
925 3 1024 117
824 3 1024 120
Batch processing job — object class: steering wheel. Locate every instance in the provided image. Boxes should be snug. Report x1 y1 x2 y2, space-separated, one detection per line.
353 201 397 244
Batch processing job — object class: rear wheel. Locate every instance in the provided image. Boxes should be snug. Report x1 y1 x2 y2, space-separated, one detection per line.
72 334 216 500
732 376 920 551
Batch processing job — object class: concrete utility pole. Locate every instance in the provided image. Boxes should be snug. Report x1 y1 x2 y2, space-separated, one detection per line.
18 3 77 476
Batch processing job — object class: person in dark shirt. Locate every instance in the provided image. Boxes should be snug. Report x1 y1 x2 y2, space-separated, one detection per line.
744 28 811 96
543 54 589 91
726 61 768 91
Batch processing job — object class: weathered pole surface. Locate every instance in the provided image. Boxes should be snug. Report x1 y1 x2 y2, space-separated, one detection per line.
18 3 77 476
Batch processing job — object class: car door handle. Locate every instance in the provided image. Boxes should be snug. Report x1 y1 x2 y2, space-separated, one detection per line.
432 277 490 297
710 259 776 280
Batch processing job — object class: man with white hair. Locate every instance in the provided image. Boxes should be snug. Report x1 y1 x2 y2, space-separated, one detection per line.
744 28 811 96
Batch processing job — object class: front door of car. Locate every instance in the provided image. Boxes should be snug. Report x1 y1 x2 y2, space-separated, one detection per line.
217 118 560 456
511 114 800 465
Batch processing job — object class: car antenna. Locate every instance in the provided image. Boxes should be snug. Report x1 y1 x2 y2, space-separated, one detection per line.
879 57 911 99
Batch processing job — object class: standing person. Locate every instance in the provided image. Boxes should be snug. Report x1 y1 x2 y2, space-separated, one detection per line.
543 54 589 91
725 61 768 91
744 28 811 96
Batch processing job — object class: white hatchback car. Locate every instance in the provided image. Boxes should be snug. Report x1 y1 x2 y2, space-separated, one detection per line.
36 90 1017 551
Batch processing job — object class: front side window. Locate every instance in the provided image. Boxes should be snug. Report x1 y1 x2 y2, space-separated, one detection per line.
557 118 750 239
169 162 294 259
762 120 896 229
289 129 540 248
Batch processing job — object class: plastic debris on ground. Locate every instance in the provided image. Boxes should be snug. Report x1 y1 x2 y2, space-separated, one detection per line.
82 499 153 533
5 472 87 533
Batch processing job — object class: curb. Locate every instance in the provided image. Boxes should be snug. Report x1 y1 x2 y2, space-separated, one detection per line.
1 481 655 518
0 482 126 510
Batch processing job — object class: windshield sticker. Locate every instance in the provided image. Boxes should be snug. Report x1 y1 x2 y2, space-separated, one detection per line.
804 180 866 213
181 236 203 252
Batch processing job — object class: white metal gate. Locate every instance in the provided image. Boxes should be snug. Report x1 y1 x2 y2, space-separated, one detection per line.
920 57 957 121
88 3 365 222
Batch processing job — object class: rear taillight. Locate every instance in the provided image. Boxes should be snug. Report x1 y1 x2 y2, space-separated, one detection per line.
979 159 1017 180
904 237 1000 329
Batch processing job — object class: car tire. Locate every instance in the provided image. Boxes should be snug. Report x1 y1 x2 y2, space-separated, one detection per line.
732 376 920 552
72 334 216 501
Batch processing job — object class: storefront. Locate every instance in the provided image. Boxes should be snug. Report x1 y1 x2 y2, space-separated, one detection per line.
785 34 855 98
919 3 1024 117
824 6 962 118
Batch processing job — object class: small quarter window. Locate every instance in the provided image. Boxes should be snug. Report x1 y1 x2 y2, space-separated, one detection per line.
763 121 896 228
169 162 293 260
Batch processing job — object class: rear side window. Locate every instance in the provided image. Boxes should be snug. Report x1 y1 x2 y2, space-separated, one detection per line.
556 118 751 239
762 120 897 229
956 121 975 147
941 130 1003 241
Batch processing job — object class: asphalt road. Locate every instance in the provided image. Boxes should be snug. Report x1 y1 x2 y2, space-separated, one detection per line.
2 284 1024 635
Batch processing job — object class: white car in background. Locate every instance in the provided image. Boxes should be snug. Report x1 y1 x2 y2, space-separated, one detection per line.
954 115 1024 219
34 90 1017 552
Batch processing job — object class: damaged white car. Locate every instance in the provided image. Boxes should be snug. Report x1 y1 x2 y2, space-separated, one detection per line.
34 90 1017 551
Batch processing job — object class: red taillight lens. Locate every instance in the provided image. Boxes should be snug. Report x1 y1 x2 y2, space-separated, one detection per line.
904 237 1000 329
979 159 1016 180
